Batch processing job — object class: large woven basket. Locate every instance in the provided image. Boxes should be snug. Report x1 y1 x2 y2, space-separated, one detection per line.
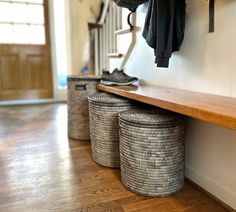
88 93 135 168
119 109 185 197
67 75 100 140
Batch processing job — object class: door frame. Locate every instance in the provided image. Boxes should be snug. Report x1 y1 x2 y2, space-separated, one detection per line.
48 0 72 102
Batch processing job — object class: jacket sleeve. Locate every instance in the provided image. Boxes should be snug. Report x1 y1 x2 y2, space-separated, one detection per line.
155 0 176 68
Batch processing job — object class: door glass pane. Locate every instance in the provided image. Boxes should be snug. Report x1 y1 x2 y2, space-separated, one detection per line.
0 24 12 43
29 25 45 44
11 0 43 4
10 0 23 2
0 1 45 45
27 0 43 4
12 24 29 44
9 0 27 3
11 3 28 23
0 2 11 22
28 4 44 24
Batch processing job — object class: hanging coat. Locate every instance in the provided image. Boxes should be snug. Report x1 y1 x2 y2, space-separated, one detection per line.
142 0 186 68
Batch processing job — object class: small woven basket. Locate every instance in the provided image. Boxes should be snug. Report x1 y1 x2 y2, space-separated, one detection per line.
119 109 186 197
67 75 100 140
88 93 135 168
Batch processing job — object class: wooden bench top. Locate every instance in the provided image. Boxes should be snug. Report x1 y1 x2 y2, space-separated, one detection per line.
97 84 236 131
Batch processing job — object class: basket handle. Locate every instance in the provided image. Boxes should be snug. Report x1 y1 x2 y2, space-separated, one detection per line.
75 84 87 91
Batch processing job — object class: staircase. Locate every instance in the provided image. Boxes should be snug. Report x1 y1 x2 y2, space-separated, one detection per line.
89 0 136 75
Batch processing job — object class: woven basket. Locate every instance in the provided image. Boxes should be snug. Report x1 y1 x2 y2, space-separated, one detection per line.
88 93 135 168
119 109 186 197
67 75 100 140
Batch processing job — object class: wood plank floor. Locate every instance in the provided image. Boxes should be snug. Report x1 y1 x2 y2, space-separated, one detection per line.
0 104 227 212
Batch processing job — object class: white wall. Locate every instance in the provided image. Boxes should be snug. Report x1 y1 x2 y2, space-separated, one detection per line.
48 0 70 101
123 0 236 209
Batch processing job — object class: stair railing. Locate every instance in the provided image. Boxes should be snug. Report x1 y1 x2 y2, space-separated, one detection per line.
91 0 136 75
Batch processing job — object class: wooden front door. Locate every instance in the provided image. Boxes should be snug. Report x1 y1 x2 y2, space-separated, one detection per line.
0 0 53 101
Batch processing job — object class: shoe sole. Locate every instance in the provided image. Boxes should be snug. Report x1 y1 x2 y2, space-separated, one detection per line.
100 79 138 86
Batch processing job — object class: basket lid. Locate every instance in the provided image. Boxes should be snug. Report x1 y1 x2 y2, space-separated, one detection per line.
88 93 132 104
67 75 101 81
119 109 184 125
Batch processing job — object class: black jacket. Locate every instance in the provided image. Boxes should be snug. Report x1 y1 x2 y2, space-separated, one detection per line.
142 0 186 68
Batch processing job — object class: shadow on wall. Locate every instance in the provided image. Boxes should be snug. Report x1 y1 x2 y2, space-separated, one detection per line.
185 117 236 209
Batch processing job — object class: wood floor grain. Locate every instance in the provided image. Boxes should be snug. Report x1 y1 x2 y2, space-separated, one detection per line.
0 104 227 212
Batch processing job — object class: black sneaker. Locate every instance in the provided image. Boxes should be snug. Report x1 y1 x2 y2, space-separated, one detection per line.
100 68 138 86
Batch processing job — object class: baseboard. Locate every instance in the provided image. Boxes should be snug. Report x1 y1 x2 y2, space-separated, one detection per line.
0 99 66 106
186 165 236 211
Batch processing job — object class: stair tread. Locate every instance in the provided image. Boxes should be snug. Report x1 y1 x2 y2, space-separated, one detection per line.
115 28 133 35
107 53 123 58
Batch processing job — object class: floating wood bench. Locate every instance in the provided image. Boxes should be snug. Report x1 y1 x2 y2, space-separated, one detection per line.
97 84 236 131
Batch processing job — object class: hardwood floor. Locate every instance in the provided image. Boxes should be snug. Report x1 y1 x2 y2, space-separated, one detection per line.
0 104 227 212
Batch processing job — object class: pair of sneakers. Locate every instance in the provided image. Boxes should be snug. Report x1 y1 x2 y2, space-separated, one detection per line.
100 68 138 86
